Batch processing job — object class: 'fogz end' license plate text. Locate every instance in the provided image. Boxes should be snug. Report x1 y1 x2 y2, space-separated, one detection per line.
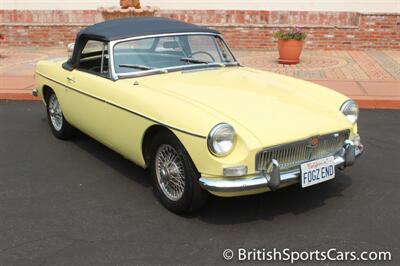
301 156 335 188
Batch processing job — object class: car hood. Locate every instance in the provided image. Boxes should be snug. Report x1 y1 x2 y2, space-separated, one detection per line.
139 67 352 146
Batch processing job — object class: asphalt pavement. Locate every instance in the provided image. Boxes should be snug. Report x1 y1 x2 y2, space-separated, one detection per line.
0 100 399 265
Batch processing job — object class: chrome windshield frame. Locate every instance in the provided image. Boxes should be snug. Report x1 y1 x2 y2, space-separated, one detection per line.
108 32 239 81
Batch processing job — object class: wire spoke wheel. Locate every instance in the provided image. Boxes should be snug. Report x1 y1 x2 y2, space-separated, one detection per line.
155 144 186 201
48 94 63 131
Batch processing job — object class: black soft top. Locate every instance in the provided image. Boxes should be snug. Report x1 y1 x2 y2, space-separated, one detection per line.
64 17 220 70
79 16 219 42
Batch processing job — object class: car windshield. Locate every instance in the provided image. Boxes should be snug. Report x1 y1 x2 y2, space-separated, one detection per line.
113 34 237 76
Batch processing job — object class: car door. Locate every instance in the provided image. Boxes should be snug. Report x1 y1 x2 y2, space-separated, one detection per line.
62 40 117 146
63 40 142 161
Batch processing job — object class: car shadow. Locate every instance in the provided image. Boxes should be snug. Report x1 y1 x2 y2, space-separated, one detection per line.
69 128 352 223
71 130 152 188
193 172 352 224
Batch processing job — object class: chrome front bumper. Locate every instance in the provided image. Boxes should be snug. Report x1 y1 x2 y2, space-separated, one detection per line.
199 141 363 193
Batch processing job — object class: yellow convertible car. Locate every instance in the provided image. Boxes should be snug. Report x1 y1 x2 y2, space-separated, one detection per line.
34 17 363 214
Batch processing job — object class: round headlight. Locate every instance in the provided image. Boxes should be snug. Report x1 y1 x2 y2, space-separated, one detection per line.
340 100 359 124
207 123 236 157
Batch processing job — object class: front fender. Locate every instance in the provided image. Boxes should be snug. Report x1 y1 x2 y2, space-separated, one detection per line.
173 128 260 177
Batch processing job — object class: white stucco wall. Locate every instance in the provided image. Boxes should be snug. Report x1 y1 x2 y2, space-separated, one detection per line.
1 0 399 13
0 0 118 10
144 0 400 12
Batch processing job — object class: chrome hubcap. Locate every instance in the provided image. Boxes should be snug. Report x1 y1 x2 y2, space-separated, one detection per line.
155 144 185 201
48 94 63 131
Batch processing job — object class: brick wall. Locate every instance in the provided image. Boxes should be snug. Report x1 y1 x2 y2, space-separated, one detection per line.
0 10 101 46
1 9 399 49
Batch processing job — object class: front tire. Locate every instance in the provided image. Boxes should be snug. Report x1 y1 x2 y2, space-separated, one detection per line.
45 91 74 140
149 132 208 214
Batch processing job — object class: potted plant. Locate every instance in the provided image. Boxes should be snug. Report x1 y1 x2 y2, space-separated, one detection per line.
273 27 307 65
120 0 130 9
120 0 141 9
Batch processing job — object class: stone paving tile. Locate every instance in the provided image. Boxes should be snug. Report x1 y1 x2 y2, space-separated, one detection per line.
366 51 400 80
0 47 66 76
337 51 369 80
236 50 399 81
1 47 399 81
383 50 400 65
359 81 400 96
347 51 394 80
312 81 365 96
0 76 34 90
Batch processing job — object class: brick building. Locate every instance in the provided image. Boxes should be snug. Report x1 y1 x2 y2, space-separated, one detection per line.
0 0 399 50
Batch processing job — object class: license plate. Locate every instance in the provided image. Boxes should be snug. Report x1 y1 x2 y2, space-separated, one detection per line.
301 156 335 188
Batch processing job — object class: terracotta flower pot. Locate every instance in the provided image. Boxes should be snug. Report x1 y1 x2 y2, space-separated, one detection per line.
277 39 304 65
120 0 130 9
120 0 141 9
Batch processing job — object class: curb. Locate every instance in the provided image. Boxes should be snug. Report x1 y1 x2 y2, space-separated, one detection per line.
1 91 400 109
0 91 38 101
355 98 400 109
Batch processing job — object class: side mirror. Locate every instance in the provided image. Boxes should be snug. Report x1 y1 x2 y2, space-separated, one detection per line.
67 43 75 58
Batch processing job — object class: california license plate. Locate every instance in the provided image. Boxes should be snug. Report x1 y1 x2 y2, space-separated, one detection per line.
301 156 335 188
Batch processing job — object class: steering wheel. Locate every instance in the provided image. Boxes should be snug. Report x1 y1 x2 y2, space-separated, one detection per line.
89 66 101 72
191 51 216 62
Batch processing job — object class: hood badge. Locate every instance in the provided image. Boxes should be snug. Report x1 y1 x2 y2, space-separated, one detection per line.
310 136 319 148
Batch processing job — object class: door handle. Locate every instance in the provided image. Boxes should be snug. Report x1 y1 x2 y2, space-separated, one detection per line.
66 77 75 83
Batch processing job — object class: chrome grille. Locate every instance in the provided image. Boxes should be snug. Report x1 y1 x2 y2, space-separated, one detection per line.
256 130 349 171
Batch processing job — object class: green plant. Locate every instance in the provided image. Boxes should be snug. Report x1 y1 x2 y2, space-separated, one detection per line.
273 27 307 41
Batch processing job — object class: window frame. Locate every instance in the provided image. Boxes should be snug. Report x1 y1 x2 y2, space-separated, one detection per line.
108 32 239 81
77 40 111 79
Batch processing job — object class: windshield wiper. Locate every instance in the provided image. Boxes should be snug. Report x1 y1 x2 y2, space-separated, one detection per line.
180 57 240 68
180 57 226 68
119 64 152 70
118 64 168 75
180 57 211 64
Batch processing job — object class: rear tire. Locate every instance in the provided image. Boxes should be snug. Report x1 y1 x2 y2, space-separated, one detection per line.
45 90 74 140
149 131 208 214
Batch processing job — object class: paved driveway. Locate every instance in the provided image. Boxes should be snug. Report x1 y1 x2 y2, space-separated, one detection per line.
0 101 399 265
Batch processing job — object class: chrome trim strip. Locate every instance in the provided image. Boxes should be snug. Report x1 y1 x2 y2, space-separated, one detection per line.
113 32 221 44
36 71 206 139
108 32 239 80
